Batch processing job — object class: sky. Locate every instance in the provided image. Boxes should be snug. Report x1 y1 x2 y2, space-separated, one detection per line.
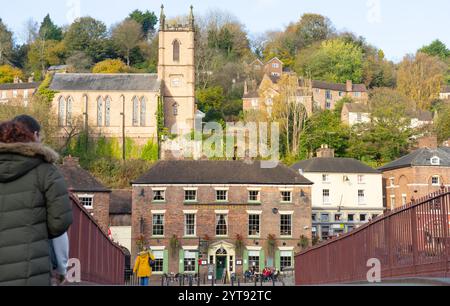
1 0 449 62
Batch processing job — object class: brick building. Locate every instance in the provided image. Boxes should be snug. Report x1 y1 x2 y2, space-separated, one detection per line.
131 160 312 281
0 78 40 106
312 80 368 110
379 147 450 210
58 156 111 231
110 190 132 253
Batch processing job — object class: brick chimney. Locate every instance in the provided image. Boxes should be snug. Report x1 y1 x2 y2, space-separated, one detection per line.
416 135 438 149
13 76 20 84
316 144 335 158
63 155 80 167
346 80 353 92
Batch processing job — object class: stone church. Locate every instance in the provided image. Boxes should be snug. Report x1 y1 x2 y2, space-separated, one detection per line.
49 6 196 145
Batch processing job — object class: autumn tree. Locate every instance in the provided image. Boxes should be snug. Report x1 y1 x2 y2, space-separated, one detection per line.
419 40 450 60
296 38 364 83
112 19 143 66
434 103 450 142
27 39 65 77
397 52 446 110
0 65 24 83
273 74 308 156
92 59 131 73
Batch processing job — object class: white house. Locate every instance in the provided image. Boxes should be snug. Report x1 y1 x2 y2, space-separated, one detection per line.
341 103 371 126
291 145 384 241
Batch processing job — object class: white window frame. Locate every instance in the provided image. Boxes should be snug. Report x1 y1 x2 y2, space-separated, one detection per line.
431 176 440 186
323 189 331 205
77 194 94 210
358 190 366 205
280 191 292 203
152 188 166 202
152 250 165 274
152 213 165 237
430 156 440 165
184 213 197 237
322 174 330 183
248 189 261 203
358 175 365 184
280 212 293 238
184 188 198 202
215 189 229 202
248 213 261 238
215 214 229 237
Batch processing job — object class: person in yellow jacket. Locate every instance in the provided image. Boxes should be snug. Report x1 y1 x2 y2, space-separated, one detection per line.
133 248 155 286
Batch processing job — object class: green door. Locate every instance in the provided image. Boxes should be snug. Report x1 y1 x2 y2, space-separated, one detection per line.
216 256 227 280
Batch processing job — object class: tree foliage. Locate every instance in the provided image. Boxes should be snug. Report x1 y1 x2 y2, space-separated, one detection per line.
111 19 143 66
397 52 446 110
0 18 13 65
38 14 63 41
92 59 131 73
0 64 23 83
295 38 364 83
128 10 158 39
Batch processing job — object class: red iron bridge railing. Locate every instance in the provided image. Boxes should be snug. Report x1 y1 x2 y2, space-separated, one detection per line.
67 194 126 285
295 188 450 285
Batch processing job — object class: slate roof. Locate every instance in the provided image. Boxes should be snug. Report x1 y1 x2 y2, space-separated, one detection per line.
344 103 370 113
378 147 450 171
291 158 380 174
0 82 41 90
58 162 110 193
110 190 132 215
133 160 313 185
49 73 160 92
312 80 367 92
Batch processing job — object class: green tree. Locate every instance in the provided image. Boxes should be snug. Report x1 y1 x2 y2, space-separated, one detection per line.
419 39 450 60
434 103 450 142
196 86 226 122
347 88 413 165
112 19 143 66
63 17 114 63
298 110 350 159
0 18 13 65
27 39 66 76
295 38 364 83
128 10 158 39
38 14 63 41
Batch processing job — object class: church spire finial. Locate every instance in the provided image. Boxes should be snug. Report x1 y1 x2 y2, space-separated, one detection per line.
160 4 166 30
189 5 194 29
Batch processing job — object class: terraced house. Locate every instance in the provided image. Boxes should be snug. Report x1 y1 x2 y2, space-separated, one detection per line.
131 160 313 281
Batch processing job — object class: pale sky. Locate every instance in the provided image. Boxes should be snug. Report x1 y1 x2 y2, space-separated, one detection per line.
1 0 449 62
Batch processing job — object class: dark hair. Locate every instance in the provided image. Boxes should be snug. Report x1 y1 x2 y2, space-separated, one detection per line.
13 115 41 134
0 121 36 143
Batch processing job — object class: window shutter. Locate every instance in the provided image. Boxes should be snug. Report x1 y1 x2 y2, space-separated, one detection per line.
243 250 248 272
275 250 281 271
163 250 169 273
179 249 184 273
259 250 265 270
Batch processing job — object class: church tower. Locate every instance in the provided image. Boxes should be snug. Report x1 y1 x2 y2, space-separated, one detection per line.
158 5 196 135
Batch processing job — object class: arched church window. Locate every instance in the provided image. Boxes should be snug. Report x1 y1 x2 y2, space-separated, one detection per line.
140 97 147 127
173 39 180 62
173 102 179 117
58 96 65 126
66 96 73 126
105 96 111 127
132 96 139 126
97 96 103 126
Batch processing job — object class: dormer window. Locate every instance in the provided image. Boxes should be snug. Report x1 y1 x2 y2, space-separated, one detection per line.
430 156 440 166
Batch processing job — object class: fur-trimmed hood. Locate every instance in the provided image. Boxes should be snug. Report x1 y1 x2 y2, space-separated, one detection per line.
0 142 59 163
0 142 60 183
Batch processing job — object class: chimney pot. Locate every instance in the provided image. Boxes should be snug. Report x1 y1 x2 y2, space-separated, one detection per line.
316 144 335 158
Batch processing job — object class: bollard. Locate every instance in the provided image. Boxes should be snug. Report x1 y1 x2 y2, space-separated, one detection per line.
161 275 164 287
238 277 241 287
260 276 263 287
189 275 193 287
272 277 276 287
254 277 257 286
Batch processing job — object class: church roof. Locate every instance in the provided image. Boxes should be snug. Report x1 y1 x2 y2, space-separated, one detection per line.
49 73 160 92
